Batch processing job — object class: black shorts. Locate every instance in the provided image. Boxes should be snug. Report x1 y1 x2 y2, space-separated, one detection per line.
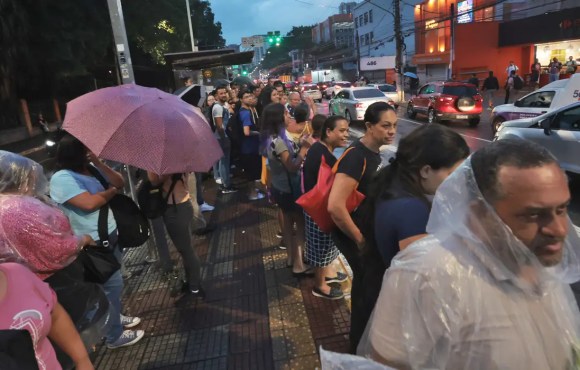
240 153 262 181
271 187 300 213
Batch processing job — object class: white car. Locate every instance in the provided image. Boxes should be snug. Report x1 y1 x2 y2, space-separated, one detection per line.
329 87 392 123
367 83 400 104
495 101 580 175
491 73 580 134
301 83 322 102
324 81 352 99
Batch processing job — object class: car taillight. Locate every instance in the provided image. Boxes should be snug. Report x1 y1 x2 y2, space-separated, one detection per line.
474 95 483 102
322 85 327 89
438 95 454 102
355 103 364 108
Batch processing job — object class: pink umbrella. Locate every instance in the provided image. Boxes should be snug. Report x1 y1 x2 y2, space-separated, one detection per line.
62 84 222 174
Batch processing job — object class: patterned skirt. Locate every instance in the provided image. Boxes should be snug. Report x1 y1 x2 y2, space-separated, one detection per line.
304 212 339 267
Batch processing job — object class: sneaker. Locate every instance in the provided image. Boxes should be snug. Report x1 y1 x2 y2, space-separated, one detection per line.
107 330 145 349
325 272 348 284
189 286 206 299
278 244 287 250
248 192 265 201
312 286 344 300
144 255 157 264
200 202 215 212
120 315 141 328
276 231 283 239
215 178 223 185
220 186 238 194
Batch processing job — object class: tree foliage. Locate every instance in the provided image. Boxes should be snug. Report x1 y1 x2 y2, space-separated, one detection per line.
261 25 315 69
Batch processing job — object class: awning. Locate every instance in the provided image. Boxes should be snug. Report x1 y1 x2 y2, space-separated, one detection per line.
165 49 254 70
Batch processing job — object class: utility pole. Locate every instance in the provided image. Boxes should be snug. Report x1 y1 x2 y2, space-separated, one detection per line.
393 0 404 101
355 29 361 79
185 0 197 52
106 0 135 84
449 3 456 80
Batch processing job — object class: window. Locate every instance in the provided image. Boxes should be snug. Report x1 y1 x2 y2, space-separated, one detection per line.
353 89 385 99
336 82 352 88
441 85 478 96
418 85 430 95
360 35 365 45
553 105 580 131
364 12 368 24
369 9 373 23
359 15 363 26
370 31 374 41
355 18 358 28
365 33 370 44
519 91 555 108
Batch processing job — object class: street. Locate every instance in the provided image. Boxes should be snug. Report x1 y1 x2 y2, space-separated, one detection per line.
316 99 580 227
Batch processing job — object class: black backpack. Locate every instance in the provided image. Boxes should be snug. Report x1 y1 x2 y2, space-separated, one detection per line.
137 174 180 219
87 166 150 248
513 75 524 90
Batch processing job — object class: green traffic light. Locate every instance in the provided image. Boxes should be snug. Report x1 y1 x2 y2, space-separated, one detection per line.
242 71 248 76
268 38 274 43
276 36 281 42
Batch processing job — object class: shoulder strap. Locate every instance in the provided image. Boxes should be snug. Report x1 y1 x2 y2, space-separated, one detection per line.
332 146 367 181
163 176 180 203
97 204 110 246
87 164 109 189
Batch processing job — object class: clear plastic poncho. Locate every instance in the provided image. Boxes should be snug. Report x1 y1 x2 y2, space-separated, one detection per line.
357 157 580 370
0 151 83 278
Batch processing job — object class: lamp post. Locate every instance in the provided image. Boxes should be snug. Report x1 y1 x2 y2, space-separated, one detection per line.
185 0 197 52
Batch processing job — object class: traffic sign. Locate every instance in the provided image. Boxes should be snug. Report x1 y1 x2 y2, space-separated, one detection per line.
242 36 263 48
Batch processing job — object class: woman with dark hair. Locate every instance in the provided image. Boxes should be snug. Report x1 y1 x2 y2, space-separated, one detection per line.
354 124 470 354
50 134 145 350
310 114 327 140
302 116 350 299
327 101 396 352
256 86 280 116
260 103 313 275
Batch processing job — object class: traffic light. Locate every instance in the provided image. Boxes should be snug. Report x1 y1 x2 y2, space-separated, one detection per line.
267 31 282 46
242 70 248 76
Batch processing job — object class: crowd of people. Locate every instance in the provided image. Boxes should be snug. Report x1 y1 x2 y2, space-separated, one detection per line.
3 71 580 370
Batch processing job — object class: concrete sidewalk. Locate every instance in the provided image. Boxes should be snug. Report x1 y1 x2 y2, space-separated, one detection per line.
91 178 351 370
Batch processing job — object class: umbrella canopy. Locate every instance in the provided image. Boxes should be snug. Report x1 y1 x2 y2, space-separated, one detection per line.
62 84 222 175
232 76 254 87
404 72 418 79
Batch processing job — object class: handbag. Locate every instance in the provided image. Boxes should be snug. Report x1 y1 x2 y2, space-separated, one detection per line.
296 147 366 233
78 201 120 284
0 330 39 370
87 165 150 247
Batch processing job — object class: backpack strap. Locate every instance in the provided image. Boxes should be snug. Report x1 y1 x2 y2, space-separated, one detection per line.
164 175 181 205
97 201 110 247
87 164 109 189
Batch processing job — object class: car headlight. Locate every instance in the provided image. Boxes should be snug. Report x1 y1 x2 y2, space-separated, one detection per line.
46 140 56 147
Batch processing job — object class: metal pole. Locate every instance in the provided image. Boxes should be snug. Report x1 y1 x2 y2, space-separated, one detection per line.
185 0 197 52
450 3 455 80
394 0 404 101
106 0 135 84
355 30 361 79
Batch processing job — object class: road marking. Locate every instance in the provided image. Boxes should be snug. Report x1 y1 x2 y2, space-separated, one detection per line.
397 118 492 143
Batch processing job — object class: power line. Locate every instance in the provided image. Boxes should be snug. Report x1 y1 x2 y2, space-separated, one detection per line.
292 0 338 9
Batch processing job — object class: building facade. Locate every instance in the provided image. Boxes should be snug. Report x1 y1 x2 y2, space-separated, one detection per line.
311 14 354 48
412 0 580 84
353 0 420 83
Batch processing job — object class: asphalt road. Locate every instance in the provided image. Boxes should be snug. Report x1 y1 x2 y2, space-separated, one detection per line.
316 99 580 227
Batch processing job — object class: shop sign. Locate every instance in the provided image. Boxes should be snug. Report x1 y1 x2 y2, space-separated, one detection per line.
413 52 450 65
457 0 473 24
425 19 438 30
360 56 396 71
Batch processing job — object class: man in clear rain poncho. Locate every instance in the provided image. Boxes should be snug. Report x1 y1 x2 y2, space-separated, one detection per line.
357 139 580 369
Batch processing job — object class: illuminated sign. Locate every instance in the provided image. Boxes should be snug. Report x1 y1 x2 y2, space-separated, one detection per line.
425 19 438 30
457 0 473 24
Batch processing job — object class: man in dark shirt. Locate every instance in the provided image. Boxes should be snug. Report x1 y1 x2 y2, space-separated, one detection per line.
238 90 263 200
467 73 479 88
481 71 500 110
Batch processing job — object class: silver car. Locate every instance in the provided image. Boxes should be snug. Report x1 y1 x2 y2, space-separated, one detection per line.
367 83 400 104
329 87 392 123
495 101 580 175
301 83 322 102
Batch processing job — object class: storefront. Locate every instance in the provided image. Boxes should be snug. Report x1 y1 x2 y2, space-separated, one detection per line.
499 7 580 86
413 52 450 83
359 56 395 83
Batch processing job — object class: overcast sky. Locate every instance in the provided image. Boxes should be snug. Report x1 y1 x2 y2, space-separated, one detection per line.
209 0 338 45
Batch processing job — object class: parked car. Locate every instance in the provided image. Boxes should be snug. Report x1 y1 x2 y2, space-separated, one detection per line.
324 81 352 99
494 101 580 175
407 81 483 126
301 83 323 102
491 73 580 135
367 83 400 105
329 87 393 123
285 81 298 91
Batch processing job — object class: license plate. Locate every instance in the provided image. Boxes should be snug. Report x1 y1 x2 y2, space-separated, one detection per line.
456 115 468 119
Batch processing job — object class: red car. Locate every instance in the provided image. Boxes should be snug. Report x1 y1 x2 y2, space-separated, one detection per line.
406 81 483 126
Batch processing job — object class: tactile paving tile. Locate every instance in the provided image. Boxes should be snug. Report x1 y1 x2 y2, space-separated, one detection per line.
275 354 321 370
284 327 317 358
279 303 309 329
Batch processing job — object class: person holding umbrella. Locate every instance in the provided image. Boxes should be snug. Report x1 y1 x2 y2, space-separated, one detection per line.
49 135 145 350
